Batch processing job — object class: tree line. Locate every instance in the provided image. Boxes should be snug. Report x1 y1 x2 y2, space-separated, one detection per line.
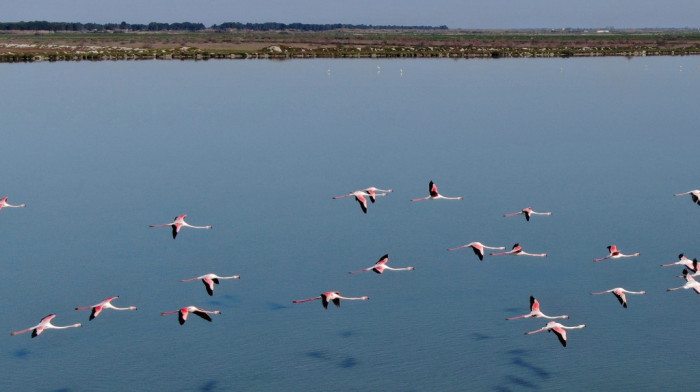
0 21 448 32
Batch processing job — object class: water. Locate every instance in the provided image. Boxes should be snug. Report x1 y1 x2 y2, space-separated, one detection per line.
1 57 699 391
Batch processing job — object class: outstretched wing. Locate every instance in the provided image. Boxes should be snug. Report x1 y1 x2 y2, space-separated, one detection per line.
192 311 213 322
202 279 215 296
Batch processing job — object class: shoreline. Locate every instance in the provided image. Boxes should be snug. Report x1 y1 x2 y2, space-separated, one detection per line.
2 29 699 62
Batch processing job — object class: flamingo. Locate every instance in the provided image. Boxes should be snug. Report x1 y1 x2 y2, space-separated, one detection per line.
410 181 462 201
293 292 369 308
149 214 212 239
75 296 137 320
590 288 646 308
332 191 381 214
361 187 393 203
673 190 700 206
447 242 505 261
667 269 700 294
661 254 698 271
594 245 640 262
349 254 414 274
0 197 26 211
11 314 82 338
161 306 221 325
524 321 586 347
181 273 241 296
503 207 552 221
490 243 547 257
506 296 569 320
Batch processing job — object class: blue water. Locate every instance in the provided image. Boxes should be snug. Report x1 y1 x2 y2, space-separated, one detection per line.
1 57 699 391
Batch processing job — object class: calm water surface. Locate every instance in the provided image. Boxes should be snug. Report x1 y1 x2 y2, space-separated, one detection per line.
1 57 699 391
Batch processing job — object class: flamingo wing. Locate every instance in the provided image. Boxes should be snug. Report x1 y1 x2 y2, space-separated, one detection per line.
692 193 700 205
321 295 330 309
90 306 103 320
613 291 627 308
367 189 377 203
31 327 44 338
171 225 178 239
178 310 188 325
192 311 213 322
332 298 341 307
202 278 215 296
551 326 567 347
376 254 389 265
372 265 385 274
530 296 540 312
429 181 439 197
355 195 368 214
471 247 484 261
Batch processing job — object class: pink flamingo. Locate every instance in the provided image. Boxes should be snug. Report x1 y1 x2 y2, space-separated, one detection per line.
11 314 82 338
149 214 212 239
661 254 698 271
361 187 393 203
594 245 640 262
590 288 646 308
674 190 700 206
293 292 369 308
667 269 700 294
348 254 414 274
524 321 586 347
0 197 26 211
181 273 241 296
506 296 569 320
332 191 380 213
447 242 505 261
161 306 221 325
75 296 137 320
410 181 462 201
490 243 547 257
503 207 552 221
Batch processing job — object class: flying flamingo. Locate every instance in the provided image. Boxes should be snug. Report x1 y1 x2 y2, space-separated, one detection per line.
506 296 569 320
447 242 505 261
661 254 698 271
149 214 212 239
524 321 586 347
503 207 552 221
667 269 700 294
161 306 221 325
590 288 646 308
0 197 26 211
11 314 82 338
332 191 381 214
410 181 462 201
490 243 547 257
348 254 414 274
594 245 640 262
673 190 700 206
181 273 241 296
361 187 393 203
75 296 137 320
293 292 369 308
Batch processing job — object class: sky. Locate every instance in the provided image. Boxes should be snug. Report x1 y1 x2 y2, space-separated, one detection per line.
1 0 698 29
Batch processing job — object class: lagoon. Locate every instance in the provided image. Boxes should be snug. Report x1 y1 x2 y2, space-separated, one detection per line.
2 57 700 391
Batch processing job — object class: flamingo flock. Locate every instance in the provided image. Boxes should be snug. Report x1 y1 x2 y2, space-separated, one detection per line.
7 182 700 350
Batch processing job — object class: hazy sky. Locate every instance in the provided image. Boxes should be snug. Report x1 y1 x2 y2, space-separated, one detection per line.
2 0 698 29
